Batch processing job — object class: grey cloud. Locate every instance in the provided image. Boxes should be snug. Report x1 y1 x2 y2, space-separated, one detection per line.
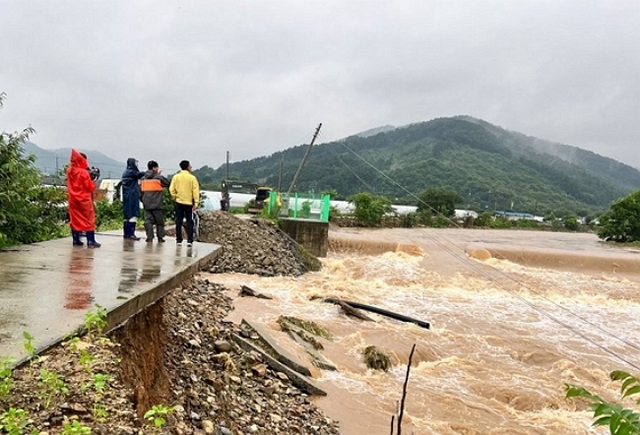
1 0 638 173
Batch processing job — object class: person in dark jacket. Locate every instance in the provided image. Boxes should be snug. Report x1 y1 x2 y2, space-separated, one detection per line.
140 160 170 242
121 158 146 240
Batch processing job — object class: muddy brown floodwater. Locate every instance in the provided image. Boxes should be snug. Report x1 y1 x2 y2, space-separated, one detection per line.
206 227 640 435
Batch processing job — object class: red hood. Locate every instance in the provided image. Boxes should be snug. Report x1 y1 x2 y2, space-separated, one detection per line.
70 149 87 169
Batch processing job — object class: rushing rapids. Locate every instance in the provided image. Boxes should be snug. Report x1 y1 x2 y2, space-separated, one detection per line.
207 227 640 435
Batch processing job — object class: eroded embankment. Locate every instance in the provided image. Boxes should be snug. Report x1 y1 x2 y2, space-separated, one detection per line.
112 299 170 420
115 278 339 435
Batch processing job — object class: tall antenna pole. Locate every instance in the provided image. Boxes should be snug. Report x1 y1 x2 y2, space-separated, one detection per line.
287 123 322 195
225 151 230 180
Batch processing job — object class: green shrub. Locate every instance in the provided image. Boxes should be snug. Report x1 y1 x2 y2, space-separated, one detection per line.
94 200 123 230
350 192 393 226
415 209 433 226
474 211 493 227
489 216 512 229
563 216 579 231
516 218 539 228
431 215 451 228
598 190 640 242
417 186 463 218
0 93 67 247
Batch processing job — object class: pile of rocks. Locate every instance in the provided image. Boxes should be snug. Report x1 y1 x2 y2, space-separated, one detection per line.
164 278 340 435
197 211 320 277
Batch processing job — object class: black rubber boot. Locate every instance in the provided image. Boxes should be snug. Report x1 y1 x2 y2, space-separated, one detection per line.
86 231 101 248
126 222 141 241
72 230 83 246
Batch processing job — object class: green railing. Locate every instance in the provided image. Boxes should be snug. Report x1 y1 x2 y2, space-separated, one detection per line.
267 191 330 222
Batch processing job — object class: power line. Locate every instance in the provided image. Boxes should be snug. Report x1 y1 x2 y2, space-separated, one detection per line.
331 132 640 371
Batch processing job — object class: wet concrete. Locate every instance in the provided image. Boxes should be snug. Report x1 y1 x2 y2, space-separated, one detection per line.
0 233 220 364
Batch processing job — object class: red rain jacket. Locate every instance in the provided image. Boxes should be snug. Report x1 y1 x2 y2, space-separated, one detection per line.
66 149 96 231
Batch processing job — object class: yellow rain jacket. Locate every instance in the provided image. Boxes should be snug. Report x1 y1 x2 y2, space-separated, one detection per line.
170 170 200 206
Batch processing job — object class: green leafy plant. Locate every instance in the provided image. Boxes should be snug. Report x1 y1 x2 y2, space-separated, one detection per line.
61 420 91 435
565 370 640 434
0 407 31 435
78 349 96 373
144 404 175 429
83 304 108 336
92 403 108 423
0 357 14 398
22 331 36 358
37 369 68 408
91 373 110 393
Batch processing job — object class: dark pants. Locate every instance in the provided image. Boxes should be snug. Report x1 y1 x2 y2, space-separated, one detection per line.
144 209 165 240
175 203 193 243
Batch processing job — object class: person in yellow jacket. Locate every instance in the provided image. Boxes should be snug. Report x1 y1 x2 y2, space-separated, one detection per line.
169 160 200 246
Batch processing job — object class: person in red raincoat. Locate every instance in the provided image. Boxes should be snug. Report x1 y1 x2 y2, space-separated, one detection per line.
66 149 101 248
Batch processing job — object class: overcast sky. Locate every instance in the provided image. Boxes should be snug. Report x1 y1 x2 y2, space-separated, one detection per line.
1 0 639 173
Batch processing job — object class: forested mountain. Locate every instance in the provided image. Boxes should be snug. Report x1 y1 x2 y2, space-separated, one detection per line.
194 117 640 215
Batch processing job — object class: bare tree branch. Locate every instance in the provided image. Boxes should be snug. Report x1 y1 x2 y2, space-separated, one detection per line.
397 343 416 435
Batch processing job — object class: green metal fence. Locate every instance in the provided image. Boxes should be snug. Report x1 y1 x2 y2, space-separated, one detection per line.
267 191 330 222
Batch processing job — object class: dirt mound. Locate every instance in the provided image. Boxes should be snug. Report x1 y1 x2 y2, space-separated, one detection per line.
198 211 321 276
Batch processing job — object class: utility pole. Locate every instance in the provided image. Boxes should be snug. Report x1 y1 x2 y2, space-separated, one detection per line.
55 156 59 173
287 123 322 195
277 154 284 192
225 151 230 180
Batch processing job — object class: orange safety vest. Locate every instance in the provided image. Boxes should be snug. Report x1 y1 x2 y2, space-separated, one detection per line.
140 178 164 192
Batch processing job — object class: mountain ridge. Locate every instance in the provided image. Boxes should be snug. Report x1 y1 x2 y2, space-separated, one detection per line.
194 117 640 215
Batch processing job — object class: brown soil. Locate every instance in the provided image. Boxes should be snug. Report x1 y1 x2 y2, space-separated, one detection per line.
112 300 170 420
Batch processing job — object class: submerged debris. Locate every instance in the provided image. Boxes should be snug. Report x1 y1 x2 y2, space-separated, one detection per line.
363 345 393 371
278 317 325 350
277 316 331 338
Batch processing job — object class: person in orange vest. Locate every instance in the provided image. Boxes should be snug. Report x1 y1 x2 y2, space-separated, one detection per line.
140 160 170 242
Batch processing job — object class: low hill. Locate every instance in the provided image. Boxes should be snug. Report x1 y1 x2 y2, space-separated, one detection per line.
22 142 125 178
193 117 640 215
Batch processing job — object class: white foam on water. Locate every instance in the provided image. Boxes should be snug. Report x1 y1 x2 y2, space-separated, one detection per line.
208 245 639 434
